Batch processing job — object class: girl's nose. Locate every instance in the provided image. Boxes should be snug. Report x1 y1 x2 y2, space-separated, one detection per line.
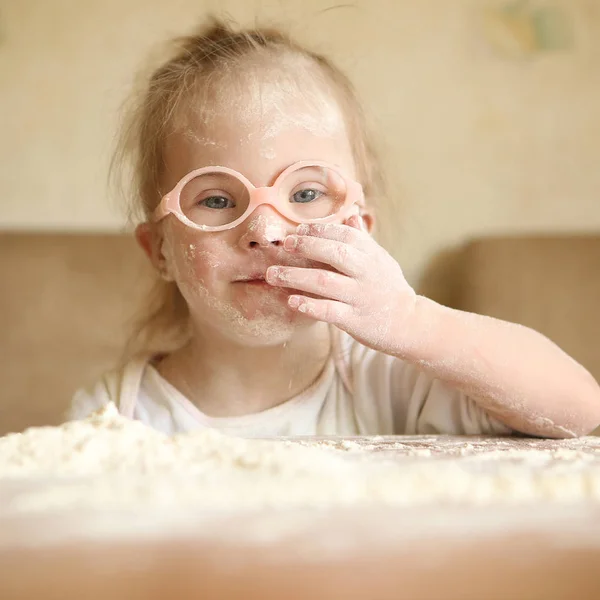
237 207 292 249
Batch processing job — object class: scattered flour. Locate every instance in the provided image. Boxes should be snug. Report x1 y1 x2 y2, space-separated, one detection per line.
1 404 600 515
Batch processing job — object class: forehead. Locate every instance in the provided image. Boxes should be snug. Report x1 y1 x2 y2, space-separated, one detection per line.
163 62 356 187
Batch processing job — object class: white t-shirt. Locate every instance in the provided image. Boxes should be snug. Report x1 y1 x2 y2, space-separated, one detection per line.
68 327 512 437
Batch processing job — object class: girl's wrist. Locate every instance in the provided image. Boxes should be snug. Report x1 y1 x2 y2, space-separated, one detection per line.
391 294 449 364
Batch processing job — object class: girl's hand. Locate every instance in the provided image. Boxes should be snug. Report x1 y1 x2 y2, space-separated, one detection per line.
265 216 417 354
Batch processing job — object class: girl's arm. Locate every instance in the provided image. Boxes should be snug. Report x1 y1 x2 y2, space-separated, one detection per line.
397 295 600 438
269 219 600 438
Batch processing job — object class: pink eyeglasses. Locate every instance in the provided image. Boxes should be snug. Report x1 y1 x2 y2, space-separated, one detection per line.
152 160 364 232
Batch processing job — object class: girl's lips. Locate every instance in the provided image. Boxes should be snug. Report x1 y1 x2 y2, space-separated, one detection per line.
234 275 267 283
242 279 268 286
233 276 273 289
233 271 267 283
233 277 294 294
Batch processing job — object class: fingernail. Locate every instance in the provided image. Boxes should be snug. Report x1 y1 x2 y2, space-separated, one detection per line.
288 295 301 308
298 301 312 313
266 266 279 282
284 235 298 251
296 224 309 235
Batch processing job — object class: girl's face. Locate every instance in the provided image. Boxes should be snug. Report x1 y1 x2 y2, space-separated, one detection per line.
145 73 357 346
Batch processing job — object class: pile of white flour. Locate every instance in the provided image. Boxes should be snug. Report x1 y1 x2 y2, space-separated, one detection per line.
1 404 599 513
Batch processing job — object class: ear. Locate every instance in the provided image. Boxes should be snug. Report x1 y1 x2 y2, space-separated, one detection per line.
135 222 170 277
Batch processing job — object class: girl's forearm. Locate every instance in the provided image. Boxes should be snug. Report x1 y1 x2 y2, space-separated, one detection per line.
397 296 600 437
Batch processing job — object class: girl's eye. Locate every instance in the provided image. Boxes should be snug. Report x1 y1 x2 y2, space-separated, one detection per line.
200 196 235 209
291 188 324 204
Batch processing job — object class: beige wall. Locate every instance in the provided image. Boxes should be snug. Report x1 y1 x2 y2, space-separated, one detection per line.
0 0 599 286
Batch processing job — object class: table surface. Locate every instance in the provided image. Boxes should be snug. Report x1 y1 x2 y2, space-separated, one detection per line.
284 432 600 454
2 434 600 599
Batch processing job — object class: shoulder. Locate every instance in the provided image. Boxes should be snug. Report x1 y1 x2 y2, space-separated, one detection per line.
66 357 151 421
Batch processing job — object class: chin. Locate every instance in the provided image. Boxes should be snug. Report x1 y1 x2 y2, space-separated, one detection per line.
223 310 310 348
191 295 314 348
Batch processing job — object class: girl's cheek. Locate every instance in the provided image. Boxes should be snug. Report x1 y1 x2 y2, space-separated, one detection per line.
161 221 233 287
161 232 198 284
186 242 225 272
183 243 217 280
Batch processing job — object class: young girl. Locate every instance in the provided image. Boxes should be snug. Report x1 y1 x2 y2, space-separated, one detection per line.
69 18 600 439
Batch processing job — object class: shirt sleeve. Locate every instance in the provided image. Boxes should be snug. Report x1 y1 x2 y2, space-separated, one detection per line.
348 335 512 435
401 369 513 435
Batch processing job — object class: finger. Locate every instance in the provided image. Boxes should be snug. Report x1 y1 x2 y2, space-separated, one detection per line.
283 235 365 278
288 295 354 326
295 221 371 250
266 266 358 303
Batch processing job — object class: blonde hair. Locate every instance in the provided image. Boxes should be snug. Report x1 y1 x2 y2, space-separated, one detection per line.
114 16 385 359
